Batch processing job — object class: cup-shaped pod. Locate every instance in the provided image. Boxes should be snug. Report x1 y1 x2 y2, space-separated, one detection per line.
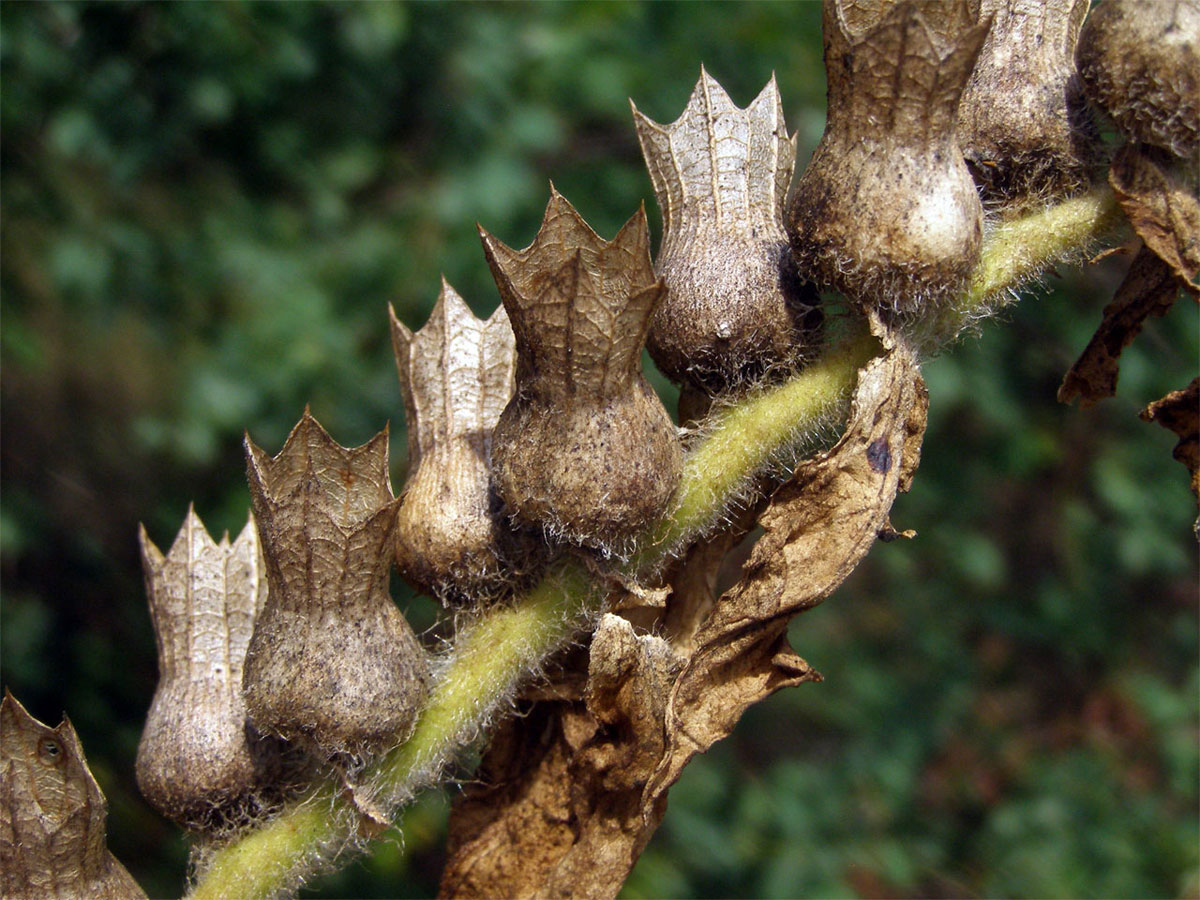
958 0 1098 211
390 281 539 602
788 0 992 314
242 412 430 759
1076 0 1199 159
632 69 820 390
136 507 283 831
1 691 146 900
479 188 684 553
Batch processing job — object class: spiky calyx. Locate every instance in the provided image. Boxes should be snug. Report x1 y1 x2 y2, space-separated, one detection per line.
958 0 1099 212
788 0 991 314
480 188 683 553
1076 0 1200 159
1 692 146 900
242 412 430 759
136 508 284 831
632 69 820 390
391 282 542 603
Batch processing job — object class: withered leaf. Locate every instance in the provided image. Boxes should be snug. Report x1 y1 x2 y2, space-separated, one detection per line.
480 188 683 551
1 691 147 900
243 411 430 758
137 508 282 830
1140 378 1200 528
441 325 929 900
632 69 817 388
1109 143 1200 294
1058 245 1185 407
390 281 535 602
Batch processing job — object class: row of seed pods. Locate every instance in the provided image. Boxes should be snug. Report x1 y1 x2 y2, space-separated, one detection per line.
20 0 1182 870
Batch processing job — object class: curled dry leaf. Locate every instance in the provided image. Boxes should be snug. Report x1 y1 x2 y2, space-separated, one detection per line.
1 691 147 900
481 187 683 553
1139 378 1200 530
1059 145 1198 407
632 68 819 390
390 280 541 603
440 324 929 899
788 0 990 313
958 0 1097 211
242 411 430 759
136 508 284 831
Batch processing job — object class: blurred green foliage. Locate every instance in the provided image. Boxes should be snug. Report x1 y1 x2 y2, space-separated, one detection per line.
1 3 1195 899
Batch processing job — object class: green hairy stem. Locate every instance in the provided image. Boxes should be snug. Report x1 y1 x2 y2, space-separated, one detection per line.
188 184 1122 900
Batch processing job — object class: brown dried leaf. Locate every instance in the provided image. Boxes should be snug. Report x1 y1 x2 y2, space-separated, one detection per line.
1109 143 1200 292
1 691 147 900
390 281 534 602
440 329 929 899
632 70 817 388
1058 245 1185 407
1140 378 1200 522
136 508 282 830
242 411 430 758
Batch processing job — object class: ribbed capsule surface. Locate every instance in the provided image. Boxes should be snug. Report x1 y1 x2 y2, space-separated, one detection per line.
788 0 991 313
958 0 1098 211
479 187 683 553
1076 0 1199 158
1 692 146 900
242 412 430 758
632 69 819 390
136 507 281 830
391 281 537 603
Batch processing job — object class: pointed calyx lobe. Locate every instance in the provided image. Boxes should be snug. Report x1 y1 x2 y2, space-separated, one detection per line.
136 508 283 831
1 692 146 900
480 189 683 552
242 412 430 758
958 0 1098 211
391 282 539 603
788 0 991 314
632 69 819 391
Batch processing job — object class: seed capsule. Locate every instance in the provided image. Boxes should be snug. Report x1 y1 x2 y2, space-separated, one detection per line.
632 69 820 390
1 691 146 900
479 188 683 553
242 412 430 759
136 508 282 830
390 281 539 602
958 0 1099 212
788 0 992 313
1076 0 1199 159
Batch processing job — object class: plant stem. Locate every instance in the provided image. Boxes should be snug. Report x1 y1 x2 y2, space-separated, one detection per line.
186 183 1122 900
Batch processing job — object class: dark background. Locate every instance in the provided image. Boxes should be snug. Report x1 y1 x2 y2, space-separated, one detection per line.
2 3 1196 898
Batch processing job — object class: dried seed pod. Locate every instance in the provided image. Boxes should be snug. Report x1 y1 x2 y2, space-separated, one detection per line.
390 280 540 602
136 507 282 830
788 0 992 313
1 691 146 900
243 412 430 759
479 188 684 552
1076 0 1199 159
959 0 1099 211
632 69 820 390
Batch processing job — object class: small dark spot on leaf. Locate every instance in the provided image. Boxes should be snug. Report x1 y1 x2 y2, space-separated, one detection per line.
867 437 891 474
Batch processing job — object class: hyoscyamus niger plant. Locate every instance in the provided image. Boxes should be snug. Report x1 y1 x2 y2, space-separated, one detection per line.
2 2 1196 899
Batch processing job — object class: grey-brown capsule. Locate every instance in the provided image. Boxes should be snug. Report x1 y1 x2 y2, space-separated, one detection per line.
959 0 1099 211
479 188 684 553
1 691 147 900
788 0 992 313
242 412 430 759
136 508 282 831
390 281 540 603
1076 0 1199 159
632 69 820 390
